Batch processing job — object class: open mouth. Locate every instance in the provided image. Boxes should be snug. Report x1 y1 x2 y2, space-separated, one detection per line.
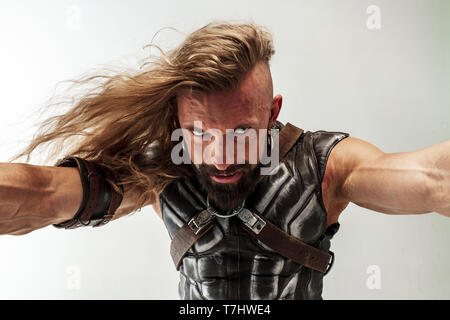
210 171 243 183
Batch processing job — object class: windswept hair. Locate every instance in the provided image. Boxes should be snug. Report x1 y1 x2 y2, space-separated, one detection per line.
10 20 276 212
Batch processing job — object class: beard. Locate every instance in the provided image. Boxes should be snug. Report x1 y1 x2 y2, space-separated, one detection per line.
192 162 264 213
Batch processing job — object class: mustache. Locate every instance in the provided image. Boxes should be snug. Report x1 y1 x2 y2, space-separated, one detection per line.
197 163 253 176
191 162 263 213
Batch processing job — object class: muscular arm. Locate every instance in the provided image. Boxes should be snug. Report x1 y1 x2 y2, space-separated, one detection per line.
322 137 450 223
0 162 158 235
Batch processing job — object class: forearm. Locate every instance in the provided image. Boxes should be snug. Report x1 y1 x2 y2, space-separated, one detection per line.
427 140 450 217
0 163 81 235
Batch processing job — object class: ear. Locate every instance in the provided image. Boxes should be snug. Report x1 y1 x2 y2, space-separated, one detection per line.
269 94 282 127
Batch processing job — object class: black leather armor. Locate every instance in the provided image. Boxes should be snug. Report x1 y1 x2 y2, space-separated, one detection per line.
160 121 349 299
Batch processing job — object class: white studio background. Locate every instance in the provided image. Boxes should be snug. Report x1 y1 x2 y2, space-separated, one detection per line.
0 0 449 299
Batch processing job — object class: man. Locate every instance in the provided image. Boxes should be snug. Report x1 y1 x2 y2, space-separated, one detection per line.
0 21 448 299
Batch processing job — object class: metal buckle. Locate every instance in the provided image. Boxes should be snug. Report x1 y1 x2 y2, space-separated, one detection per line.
92 214 114 227
237 208 266 234
324 251 335 275
206 196 245 218
187 210 214 235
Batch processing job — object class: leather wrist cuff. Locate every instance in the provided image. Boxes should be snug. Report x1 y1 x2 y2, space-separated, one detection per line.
52 156 124 229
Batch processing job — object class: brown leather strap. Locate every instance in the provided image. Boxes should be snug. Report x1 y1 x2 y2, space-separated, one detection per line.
170 210 215 270
79 160 101 224
238 207 333 274
169 122 306 270
277 122 304 159
53 156 124 229
93 168 124 227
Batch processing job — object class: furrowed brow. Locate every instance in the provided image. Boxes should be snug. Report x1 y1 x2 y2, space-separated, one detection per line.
182 122 256 132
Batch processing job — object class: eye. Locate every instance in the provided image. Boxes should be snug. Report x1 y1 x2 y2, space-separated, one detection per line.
234 127 249 134
192 129 204 137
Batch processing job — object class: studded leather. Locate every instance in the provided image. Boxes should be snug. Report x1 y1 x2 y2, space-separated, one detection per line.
160 121 349 299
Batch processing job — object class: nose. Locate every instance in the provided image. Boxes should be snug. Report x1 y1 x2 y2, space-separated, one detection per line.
208 132 232 171
211 143 231 171
213 162 230 171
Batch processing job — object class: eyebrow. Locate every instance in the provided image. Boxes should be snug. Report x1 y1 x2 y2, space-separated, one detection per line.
183 123 255 132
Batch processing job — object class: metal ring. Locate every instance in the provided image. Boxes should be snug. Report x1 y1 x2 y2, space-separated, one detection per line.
206 195 245 218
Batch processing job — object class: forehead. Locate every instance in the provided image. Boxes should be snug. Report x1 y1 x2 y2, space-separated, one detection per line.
177 63 271 129
177 91 266 130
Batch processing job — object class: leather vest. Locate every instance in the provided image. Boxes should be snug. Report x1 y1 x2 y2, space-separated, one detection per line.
160 121 349 300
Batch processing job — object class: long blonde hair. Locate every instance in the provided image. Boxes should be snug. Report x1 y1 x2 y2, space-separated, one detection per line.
10 20 276 211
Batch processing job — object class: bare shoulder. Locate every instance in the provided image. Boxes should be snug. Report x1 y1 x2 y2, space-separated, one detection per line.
321 136 383 226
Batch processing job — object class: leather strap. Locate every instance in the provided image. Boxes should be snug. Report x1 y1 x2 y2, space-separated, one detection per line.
237 207 333 274
276 122 304 160
169 122 311 271
170 210 215 270
93 166 124 227
53 156 124 229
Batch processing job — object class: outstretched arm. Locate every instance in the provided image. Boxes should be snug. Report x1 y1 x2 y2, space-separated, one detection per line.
324 137 450 220
0 162 157 235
